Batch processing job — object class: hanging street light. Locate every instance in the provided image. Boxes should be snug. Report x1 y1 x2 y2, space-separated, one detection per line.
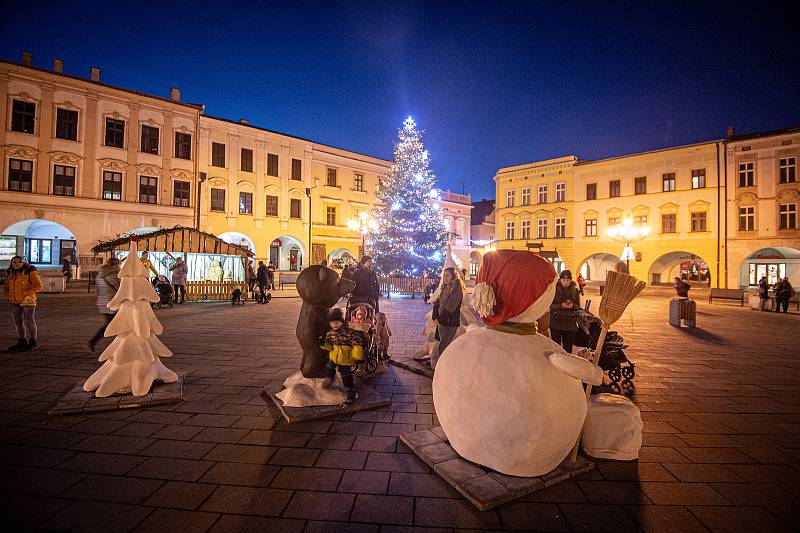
348 211 378 257
607 216 651 270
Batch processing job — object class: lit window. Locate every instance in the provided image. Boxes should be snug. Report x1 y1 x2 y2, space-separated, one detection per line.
354 173 364 192
692 169 706 189
585 219 597 236
8 159 33 192
139 176 158 204
662 173 675 192
239 192 253 214
102 171 122 200
53 165 75 196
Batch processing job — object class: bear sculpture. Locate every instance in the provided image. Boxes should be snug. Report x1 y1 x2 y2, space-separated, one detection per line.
296 266 355 378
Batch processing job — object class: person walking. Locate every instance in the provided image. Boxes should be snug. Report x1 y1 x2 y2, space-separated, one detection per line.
267 262 276 290
256 261 270 303
61 256 72 283
247 261 257 297
775 277 794 313
169 256 188 304
4 255 43 352
758 276 770 311
350 256 380 312
576 273 586 296
549 270 581 354
87 257 120 353
431 267 465 370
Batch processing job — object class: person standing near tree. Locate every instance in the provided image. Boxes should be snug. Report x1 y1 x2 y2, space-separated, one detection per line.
431 267 465 370
549 270 581 354
87 257 120 353
139 251 159 280
350 256 380 312
4 256 43 352
169 257 188 304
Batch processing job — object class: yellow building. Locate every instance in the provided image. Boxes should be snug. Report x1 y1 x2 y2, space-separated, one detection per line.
0 53 389 276
494 156 577 273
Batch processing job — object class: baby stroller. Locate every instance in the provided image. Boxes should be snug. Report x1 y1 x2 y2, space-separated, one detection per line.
346 301 380 374
152 275 173 309
574 308 634 388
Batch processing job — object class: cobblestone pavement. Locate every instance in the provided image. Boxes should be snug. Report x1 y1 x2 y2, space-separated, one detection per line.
1 290 798 532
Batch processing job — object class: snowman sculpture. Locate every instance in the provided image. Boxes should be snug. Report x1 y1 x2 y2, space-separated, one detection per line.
433 250 603 477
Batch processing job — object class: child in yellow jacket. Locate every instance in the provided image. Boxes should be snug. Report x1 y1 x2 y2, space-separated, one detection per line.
3 255 43 352
321 308 363 403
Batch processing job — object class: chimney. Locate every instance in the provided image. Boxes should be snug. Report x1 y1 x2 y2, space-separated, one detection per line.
170 87 180 102
53 58 63 73
727 126 735 138
239 118 249 125
21 51 33 66
90 67 100 82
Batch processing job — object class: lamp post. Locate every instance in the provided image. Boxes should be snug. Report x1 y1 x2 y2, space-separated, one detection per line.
347 211 378 257
305 178 319 264
607 217 650 271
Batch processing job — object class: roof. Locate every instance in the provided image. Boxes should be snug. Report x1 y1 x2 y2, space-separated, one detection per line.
91 226 253 257
471 199 495 225
727 125 800 142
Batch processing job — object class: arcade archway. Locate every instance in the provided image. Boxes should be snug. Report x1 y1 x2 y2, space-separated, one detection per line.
1 219 77 269
219 232 256 256
269 235 306 271
649 251 711 285
328 247 357 269
738 246 800 287
578 253 623 282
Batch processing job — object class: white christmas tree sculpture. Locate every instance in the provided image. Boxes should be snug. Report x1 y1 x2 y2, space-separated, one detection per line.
83 239 178 397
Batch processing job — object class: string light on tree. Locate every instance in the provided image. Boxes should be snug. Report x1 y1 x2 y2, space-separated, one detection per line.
368 116 451 276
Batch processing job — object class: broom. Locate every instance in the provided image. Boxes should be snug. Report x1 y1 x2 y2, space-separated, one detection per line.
570 270 646 462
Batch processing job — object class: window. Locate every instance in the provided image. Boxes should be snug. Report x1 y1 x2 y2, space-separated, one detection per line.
238 148 253 172
537 219 547 239
29 239 52 264
608 217 621 226
139 176 158 204
210 188 225 211
326 168 337 187
354 173 364 192
102 171 122 200
738 162 754 187
8 159 33 191
105 118 125 148
175 132 191 160
609 180 620 198
267 153 279 177
537 185 548 204
521 187 530 206
239 192 253 214
555 183 566 202
635 215 648 225
585 219 597 236
662 213 676 233
635 176 646 195
506 189 515 208
505 221 515 240
326 206 337 226
692 169 706 189
173 181 190 207
779 157 796 183
53 165 75 196
265 195 279 216
662 173 675 192
586 183 597 200
555 217 566 238
55 108 78 141
290 198 302 219
140 125 159 154
521 220 531 239
749 263 786 286
739 206 755 231
779 203 797 229
291 158 302 180
11 100 35 133
691 212 707 232
211 142 225 167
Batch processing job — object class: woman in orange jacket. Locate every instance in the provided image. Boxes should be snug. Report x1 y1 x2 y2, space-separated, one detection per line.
3 255 43 351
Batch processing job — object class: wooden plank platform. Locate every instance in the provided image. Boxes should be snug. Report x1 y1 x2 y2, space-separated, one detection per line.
400 426 594 511
266 383 391 423
388 357 434 378
48 376 184 415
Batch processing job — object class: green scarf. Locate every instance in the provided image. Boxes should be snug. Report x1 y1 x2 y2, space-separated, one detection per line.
486 322 538 336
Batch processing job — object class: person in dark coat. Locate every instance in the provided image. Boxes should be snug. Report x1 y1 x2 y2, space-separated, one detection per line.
775 277 794 313
674 276 691 298
549 270 581 354
758 276 770 311
256 261 270 304
431 267 465 370
350 256 380 312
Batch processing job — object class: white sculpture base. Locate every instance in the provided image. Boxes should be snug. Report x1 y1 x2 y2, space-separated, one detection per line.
275 370 347 407
83 358 177 398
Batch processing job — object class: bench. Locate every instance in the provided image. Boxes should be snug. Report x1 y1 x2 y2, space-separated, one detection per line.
708 288 745 306
278 272 299 290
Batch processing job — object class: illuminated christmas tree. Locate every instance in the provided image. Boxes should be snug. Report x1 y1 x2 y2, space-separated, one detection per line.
368 117 450 276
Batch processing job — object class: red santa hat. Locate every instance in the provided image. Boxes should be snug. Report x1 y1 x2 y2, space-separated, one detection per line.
472 249 558 325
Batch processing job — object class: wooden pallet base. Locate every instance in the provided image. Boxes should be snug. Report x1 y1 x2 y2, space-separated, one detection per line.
388 357 434 378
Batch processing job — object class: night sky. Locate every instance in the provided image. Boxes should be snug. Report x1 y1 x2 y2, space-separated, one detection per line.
2 1 798 200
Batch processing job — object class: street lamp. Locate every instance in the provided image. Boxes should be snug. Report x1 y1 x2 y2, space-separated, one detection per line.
607 217 650 270
347 211 378 256
305 178 320 264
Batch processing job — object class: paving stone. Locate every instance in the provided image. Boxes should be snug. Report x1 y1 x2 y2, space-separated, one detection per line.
639 481 730 505
203 442 276 463
130 457 215 482
142 481 218 510
625 504 709 533
0 443 76 468
416 441 459 466
4 466 85 496
401 428 440 448
560 503 641 532
62 473 163 504
304 521 379 533
56 451 148 476
151 424 205 440
689 505 794 533
281 490 356 521
2 493 73 530
663 463 746 482
69 434 155 455
199 461 281 487
209 515 305 533
434 457 486 484
307 433 356 450
132 508 219 533
595 461 678 482
140 439 216 459
497 501 571 531
269 446 321 466
365 451 431 473
413 497 502 529
338 469 390 494
271 466 343 491
40 500 153 532
350 494 413 525
709 482 800 506
200 485 293 516
240 429 312 447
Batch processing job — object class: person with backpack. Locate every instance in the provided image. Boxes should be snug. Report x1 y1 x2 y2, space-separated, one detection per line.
87 257 120 353
4 256 43 352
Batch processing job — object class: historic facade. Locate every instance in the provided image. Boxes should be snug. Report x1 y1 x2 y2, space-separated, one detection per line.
494 130 800 289
0 54 389 274
438 190 473 277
